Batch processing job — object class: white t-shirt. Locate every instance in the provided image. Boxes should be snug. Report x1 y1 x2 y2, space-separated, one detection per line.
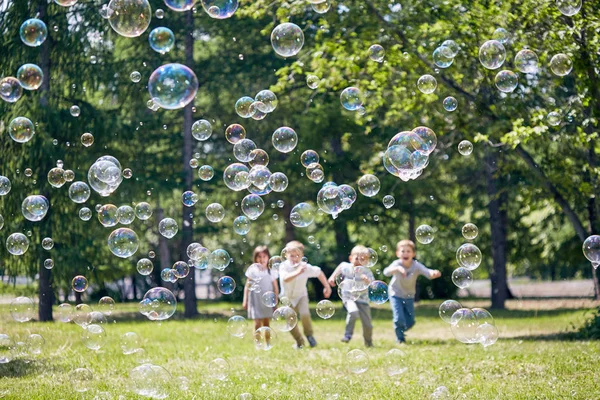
245 263 278 293
278 260 322 306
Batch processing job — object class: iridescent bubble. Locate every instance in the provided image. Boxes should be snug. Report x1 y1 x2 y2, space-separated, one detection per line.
456 243 482 270
209 249 231 271
233 139 257 162
129 364 171 398
225 124 246 144
0 176 10 196
81 132 94 147
417 74 437 94
21 195 49 222
301 150 319 168
450 308 478 343
494 70 518 93
462 223 478 240
314 299 334 319
73 304 92 327
368 44 385 62
164 0 195 11
192 119 212 141
254 326 276 350
137 258 154 275
383 348 408 377
108 228 139 258
142 287 177 320
235 96 255 118
173 261 190 278
227 315 248 337
457 140 473 155
272 127 298 153
269 172 288 192
0 77 23 103
368 280 389 304
44 259 54 269
182 191 199 207
306 75 320 89
72 275 89 292
121 332 142 355
17 64 43 90
340 87 363 111
311 0 330 13
415 224 434 244
217 276 236 294
82 324 107 351
547 111 561 126
382 195 395 209
272 306 298 332
441 39 460 57
317 185 345 215
443 96 458 112
148 63 198 110
262 291 277 307
70 368 93 393
438 299 462 323
201 0 238 19
149 27 175 54
97 296 115 316
556 0 581 16
69 181 91 203
290 202 315 228
271 22 304 57
8 117 35 143
117 205 135 225
476 322 499 347
223 163 250 191
433 46 454 68
346 349 369 374
79 207 92 221
88 156 123 197
70 105 81 117
206 203 225 223
451 267 473 289
98 204 120 227
550 53 573 76
57 303 73 323
130 71 141 82
6 233 29 256
207 357 230 381
233 215 251 235
42 237 54 250
135 202 153 220
26 333 44 356
583 235 600 264
357 174 380 197
241 194 265 220
479 40 506 70
10 296 35 322
158 218 178 239
197 165 214 181
20 19 48 47
492 27 510 44
514 49 539 74
255 90 278 113
108 0 152 38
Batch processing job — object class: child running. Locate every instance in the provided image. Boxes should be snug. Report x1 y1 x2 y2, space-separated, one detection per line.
243 246 279 332
328 245 374 347
279 240 332 348
383 240 441 343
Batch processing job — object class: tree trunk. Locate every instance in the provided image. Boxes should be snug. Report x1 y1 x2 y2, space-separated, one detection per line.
157 208 171 287
182 9 198 318
75 291 82 305
485 147 510 309
283 201 296 243
586 140 600 298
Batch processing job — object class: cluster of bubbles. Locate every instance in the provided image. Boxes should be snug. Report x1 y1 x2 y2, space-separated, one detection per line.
235 90 278 120
438 300 499 347
383 127 437 181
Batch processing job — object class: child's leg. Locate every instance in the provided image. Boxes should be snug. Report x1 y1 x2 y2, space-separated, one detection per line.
390 296 407 342
344 300 359 339
262 318 270 327
254 319 262 330
289 303 305 346
403 298 416 331
296 296 314 337
357 302 373 345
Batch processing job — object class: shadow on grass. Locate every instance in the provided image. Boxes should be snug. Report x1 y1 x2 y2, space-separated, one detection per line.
0 358 47 378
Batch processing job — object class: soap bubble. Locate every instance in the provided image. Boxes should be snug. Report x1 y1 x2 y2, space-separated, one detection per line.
235 96 255 118
368 280 389 304
120 332 141 355
82 324 107 351
129 364 171 399
272 306 297 332
142 287 177 320
8 117 35 143
233 139 257 163
254 326 276 350
98 204 120 227
340 87 363 111
433 46 454 68
261 291 277 307
22 195 49 222
583 235 600 264
136 258 154 275
172 261 190 279
117 205 135 224
164 0 195 11
182 191 199 207
462 223 478 240
148 63 198 109
20 19 47 47
201 0 239 19
441 39 460 57
411 126 437 155
6 233 30 256
73 304 92 327
225 124 246 144
233 216 251 235
241 194 265 220
10 297 35 322
209 250 231 271
269 172 289 192
26 333 45 356
556 0 581 16
198 165 214 181
476 322 499 347
149 27 175 54
346 349 369 374
107 0 152 38
456 243 482 270
550 53 573 76
315 299 335 319
479 40 506 70
17 64 43 90
135 202 153 220
44 259 54 269
380 195 394 209
81 132 94 147
0 77 23 103
88 156 123 197
417 74 437 94
492 27 510 44
451 267 473 289
271 22 304 57
79 207 92 221
206 203 225 223
368 44 385 62
289 202 315 228
443 96 458 112
70 368 93 393
450 308 478 343
306 75 320 89
70 105 81 117
0 334 14 363
438 300 462 323
494 70 518 93
0 176 10 196
223 163 250 191
42 237 54 250
72 275 89 292
159 218 178 239
431 386 451 399
130 71 141 82
227 315 248 338
547 111 561 126
217 276 236 294
272 127 298 153
301 150 319 167
255 90 278 113
383 348 408 377
108 228 139 258
67 181 90 204
192 119 212 141
415 224 434 244
311 0 330 13
514 49 539 74
57 303 73 322
458 140 473 155
357 174 380 197
207 358 230 381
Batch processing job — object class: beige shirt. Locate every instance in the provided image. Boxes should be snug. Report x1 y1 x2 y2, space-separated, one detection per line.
279 260 322 306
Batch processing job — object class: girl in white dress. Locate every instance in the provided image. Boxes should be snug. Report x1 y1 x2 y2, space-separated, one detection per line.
243 246 279 332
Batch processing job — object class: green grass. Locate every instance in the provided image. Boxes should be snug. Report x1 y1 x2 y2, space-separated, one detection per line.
1 299 599 399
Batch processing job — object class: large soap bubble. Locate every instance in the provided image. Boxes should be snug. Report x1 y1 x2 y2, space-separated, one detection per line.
148 27 175 54
20 18 47 47
478 40 506 70
8 117 35 143
148 63 198 110
108 228 139 258
129 364 171 398
88 156 123 197
6 233 29 255
141 287 177 320
164 0 195 11
272 127 298 153
17 64 44 90
290 202 315 228
202 0 239 19
10 296 35 322
108 0 152 38
0 77 23 103
271 22 304 57
22 195 49 222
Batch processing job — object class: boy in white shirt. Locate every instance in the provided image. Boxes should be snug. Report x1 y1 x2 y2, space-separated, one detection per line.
279 240 332 348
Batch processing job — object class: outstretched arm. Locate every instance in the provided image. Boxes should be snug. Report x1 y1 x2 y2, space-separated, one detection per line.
318 271 332 298
242 281 250 310
282 264 307 282
327 265 342 287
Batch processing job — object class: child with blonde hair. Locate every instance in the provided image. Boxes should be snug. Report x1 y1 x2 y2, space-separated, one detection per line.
243 246 279 331
383 240 441 343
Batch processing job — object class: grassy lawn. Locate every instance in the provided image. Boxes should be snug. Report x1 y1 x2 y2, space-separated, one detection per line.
1 299 599 399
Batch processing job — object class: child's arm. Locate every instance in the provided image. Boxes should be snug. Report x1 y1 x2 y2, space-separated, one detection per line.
242 281 250 310
327 265 342 287
272 277 280 299
317 271 332 298
429 269 442 279
282 264 307 283
383 262 407 277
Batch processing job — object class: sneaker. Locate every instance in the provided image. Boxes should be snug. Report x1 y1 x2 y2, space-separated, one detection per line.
365 341 374 348
293 343 304 350
341 336 351 343
306 335 317 347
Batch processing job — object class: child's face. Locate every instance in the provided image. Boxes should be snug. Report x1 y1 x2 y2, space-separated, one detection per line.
396 246 415 263
349 252 368 267
256 252 269 267
285 249 303 265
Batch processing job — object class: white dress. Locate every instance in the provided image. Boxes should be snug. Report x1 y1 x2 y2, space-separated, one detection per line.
246 264 278 320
